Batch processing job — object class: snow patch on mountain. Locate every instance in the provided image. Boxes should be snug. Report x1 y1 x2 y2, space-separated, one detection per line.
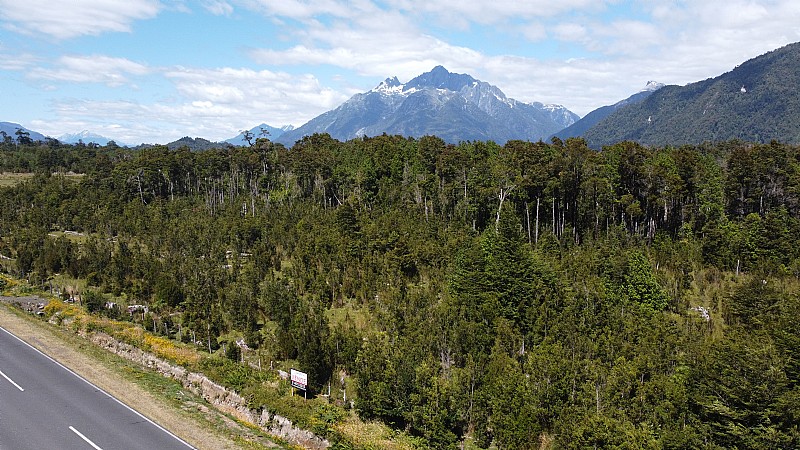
58 130 119 146
372 77 405 95
277 66 579 145
641 81 665 92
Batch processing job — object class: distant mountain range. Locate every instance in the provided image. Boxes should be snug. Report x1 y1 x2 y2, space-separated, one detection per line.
225 123 295 145
6 41 800 149
0 122 47 142
0 123 129 146
130 136 224 152
58 130 123 146
553 81 664 141
275 65 578 145
577 42 800 147
149 124 297 152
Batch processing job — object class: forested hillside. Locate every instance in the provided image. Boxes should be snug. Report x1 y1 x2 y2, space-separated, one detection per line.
2 134 800 448
581 42 800 147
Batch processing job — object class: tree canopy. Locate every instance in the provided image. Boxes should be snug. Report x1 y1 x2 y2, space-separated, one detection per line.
2 134 800 448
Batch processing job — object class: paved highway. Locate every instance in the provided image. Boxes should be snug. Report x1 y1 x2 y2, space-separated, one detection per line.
0 325 195 450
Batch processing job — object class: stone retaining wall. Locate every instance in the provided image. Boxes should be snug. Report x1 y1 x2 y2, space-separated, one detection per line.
86 332 330 450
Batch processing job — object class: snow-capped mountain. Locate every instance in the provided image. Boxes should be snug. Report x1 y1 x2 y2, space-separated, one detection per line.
225 123 295 145
276 66 578 145
552 81 665 141
58 130 121 146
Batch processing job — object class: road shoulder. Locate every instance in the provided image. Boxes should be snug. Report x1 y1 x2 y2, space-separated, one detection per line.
0 301 276 450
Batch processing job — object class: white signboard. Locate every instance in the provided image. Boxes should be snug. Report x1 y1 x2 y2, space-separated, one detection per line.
290 368 308 391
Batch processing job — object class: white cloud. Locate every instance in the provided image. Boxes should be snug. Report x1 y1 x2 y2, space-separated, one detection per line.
519 23 547 42
226 0 800 119
249 6 486 81
393 0 607 25
420 1 800 117
13 0 800 143
237 0 354 20
28 55 150 87
0 52 40 71
36 66 351 143
39 98 245 144
33 100 156 144
202 0 234 16
164 66 348 114
592 20 664 56
0 0 161 39
551 23 590 43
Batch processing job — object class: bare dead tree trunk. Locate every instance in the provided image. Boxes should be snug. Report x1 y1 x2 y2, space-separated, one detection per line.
535 196 540 245
525 202 531 245
495 185 515 231
136 170 145 204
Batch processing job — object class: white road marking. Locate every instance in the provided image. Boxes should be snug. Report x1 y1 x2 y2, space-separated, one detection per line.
0 368 24 391
70 426 104 450
0 326 195 449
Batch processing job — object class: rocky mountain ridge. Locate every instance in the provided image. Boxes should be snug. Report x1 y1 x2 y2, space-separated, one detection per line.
275 65 579 145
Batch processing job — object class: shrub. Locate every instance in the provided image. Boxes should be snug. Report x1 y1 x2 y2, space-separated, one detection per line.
143 333 199 367
83 289 104 313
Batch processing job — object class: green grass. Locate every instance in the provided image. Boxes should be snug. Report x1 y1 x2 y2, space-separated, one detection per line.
49 274 87 296
0 172 84 187
0 257 14 274
47 230 89 244
326 301 375 331
0 172 34 187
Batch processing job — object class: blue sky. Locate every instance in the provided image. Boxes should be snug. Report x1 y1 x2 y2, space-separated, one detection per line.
1 0 799 144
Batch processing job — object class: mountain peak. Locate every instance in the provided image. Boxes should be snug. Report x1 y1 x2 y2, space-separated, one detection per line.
372 76 403 94
276 66 577 145
224 123 293 145
407 66 476 91
642 81 665 92
58 130 120 146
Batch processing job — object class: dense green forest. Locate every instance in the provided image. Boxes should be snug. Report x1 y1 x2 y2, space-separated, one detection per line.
2 134 800 449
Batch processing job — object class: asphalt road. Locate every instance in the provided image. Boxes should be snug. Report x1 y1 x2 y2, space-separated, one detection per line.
0 325 195 450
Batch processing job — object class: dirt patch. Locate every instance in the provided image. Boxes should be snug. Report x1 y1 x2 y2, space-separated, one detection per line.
0 302 275 450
